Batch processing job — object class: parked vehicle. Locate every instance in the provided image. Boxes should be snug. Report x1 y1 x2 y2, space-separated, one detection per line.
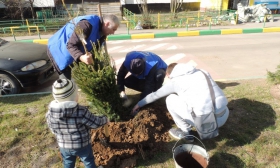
0 38 55 95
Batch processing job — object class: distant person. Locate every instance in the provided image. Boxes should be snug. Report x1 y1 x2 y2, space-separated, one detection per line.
132 63 229 141
47 14 120 79
46 79 109 168
117 51 167 101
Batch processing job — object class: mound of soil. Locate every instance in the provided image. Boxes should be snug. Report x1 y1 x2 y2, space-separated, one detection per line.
90 104 174 168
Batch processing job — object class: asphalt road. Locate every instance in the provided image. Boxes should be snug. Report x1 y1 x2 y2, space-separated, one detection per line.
107 33 280 80
22 32 280 94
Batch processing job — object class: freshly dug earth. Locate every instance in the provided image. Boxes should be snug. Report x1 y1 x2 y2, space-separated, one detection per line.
90 103 174 168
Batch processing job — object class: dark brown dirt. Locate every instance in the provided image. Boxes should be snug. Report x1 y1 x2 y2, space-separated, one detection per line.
89 104 174 168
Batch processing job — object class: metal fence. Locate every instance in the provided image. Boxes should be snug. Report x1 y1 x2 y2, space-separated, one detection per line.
122 7 238 30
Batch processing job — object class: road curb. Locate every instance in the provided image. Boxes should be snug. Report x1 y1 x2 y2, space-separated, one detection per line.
0 76 267 98
0 91 51 98
17 27 280 44
242 28 263 33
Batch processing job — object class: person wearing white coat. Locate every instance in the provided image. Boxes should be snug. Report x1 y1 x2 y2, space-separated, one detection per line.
132 63 229 141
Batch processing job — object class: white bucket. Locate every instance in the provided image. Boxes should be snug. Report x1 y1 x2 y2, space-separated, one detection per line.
172 135 209 168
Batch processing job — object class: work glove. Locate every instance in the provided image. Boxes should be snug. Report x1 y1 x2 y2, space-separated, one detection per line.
120 91 128 100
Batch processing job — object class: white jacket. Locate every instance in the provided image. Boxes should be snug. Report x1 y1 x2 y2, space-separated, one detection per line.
137 64 229 127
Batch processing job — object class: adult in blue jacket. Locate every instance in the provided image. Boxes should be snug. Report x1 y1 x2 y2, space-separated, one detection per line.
117 51 167 100
47 14 120 79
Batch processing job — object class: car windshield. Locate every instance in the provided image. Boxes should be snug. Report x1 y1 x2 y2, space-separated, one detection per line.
0 38 8 47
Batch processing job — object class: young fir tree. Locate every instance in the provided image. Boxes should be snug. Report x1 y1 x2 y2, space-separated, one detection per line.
71 44 129 121
267 64 280 85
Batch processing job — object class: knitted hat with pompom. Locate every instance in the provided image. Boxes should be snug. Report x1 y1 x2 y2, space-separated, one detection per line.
52 79 77 102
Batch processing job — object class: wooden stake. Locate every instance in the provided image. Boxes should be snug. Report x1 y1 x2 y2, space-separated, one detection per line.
104 124 109 137
97 4 109 56
97 3 110 138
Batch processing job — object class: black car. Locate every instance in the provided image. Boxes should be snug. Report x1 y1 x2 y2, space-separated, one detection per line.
0 38 55 95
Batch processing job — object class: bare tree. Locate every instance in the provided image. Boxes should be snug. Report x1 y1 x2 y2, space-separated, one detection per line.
137 0 148 14
170 0 183 14
27 0 35 19
136 0 152 28
17 0 24 20
3 0 28 20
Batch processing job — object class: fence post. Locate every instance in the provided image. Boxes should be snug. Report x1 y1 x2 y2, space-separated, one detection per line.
209 18 212 30
134 13 135 23
26 19 31 36
126 21 129 34
186 18 189 31
235 14 238 25
36 26 41 39
263 15 266 27
180 19 182 27
158 13 160 29
10 27 16 41
197 11 200 27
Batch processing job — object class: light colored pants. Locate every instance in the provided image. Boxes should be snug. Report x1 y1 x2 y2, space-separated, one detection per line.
166 94 229 132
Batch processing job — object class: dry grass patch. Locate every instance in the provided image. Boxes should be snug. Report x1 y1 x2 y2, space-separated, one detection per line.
0 79 279 167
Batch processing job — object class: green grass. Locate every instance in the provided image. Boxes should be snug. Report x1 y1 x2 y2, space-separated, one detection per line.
0 78 280 167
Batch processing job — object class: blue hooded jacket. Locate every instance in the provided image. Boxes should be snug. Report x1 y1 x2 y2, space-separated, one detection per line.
48 15 101 71
123 51 167 79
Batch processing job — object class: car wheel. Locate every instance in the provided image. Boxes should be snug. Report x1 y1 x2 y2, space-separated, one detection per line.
0 73 20 95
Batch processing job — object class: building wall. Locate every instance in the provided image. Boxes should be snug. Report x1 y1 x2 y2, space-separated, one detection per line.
182 2 201 10
64 0 119 3
33 0 55 7
122 2 203 14
200 0 223 10
121 0 199 5
0 0 5 8
122 0 232 11
222 0 229 10
123 3 171 14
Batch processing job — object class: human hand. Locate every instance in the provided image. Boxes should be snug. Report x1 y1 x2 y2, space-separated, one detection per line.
79 52 93 64
131 104 140 116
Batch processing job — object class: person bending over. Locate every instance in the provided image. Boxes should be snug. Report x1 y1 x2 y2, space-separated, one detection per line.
132 63 229 141
117 51 167 101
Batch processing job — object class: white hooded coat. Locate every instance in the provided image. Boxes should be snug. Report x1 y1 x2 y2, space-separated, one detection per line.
137 64 229 131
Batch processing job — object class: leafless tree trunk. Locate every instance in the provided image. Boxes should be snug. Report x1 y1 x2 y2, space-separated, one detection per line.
137 0 149 16
17 0 24 20
28 0 35 19
136 0 149 20
170 0 183 14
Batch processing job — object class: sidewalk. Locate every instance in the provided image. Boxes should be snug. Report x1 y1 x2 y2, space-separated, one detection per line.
2 18 280 42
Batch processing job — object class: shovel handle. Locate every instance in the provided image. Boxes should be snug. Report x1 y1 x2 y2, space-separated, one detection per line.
104 124 109 137
97 4 109 56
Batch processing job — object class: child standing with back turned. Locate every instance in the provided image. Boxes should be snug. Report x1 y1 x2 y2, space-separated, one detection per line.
46 79 108 168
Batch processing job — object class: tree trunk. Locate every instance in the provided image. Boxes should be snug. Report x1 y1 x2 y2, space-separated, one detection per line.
29 0 35 19
18 0 24 21
170 0 183 14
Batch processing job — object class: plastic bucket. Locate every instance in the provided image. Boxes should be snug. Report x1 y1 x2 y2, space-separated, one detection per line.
172 135 209 168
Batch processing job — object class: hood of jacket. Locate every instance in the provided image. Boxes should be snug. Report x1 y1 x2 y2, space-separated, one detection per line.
169 64 196 79
48 100 78 118
168 63 228 115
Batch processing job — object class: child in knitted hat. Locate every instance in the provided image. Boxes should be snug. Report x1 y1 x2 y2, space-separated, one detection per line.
46 79 108 168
